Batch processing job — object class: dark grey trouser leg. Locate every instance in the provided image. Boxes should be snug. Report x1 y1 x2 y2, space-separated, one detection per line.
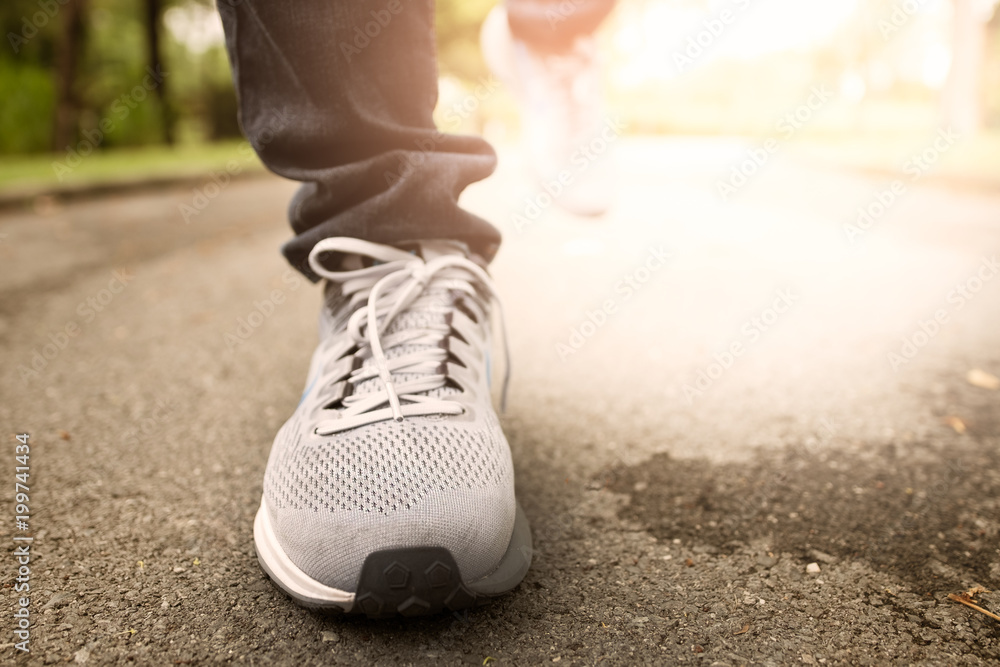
218 0 502 279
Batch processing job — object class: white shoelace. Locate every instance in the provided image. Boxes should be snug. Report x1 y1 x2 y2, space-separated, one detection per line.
306 238 510 436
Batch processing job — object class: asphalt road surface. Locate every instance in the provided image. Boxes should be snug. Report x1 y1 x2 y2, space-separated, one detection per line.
2 137 999 665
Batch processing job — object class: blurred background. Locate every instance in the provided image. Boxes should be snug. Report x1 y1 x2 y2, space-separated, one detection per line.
1 0 998 192
3 3 1000 662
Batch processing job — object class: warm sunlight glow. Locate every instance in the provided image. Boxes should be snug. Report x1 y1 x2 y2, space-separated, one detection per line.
612 0 861 85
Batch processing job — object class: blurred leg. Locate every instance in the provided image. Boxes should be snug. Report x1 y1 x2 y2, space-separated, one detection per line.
482 0 618 216
506 0 616 54
217 0 501 280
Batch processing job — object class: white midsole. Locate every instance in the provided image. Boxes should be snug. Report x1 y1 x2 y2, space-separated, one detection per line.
253 501 355 606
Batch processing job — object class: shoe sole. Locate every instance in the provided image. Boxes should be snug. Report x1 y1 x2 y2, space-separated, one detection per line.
253 500 533 617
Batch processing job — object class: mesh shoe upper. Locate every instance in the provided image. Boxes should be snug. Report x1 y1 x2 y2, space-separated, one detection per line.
261 238 516 592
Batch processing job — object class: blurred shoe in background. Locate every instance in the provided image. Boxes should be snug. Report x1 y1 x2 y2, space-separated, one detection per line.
481 5 616 217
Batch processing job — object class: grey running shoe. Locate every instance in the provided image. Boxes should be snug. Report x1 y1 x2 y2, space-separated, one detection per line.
253 238 532 617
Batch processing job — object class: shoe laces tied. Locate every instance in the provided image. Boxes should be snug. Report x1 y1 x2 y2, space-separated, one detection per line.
306 237 511 435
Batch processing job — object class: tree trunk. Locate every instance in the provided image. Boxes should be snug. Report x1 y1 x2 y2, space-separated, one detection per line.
145 0 174 144
52 0 85 152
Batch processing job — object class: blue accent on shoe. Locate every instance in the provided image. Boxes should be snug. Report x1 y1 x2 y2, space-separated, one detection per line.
298 375 319 407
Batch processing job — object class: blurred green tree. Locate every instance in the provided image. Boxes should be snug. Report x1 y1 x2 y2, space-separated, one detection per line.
1 0 61 153
1 0 240 155
435 0 494 83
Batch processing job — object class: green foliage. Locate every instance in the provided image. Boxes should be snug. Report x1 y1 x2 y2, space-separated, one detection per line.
0 63 55 153
435 0 494 83
92 89 168 148
162 20 240 142
79 0 166 147
0 139 259 189
0 0 59 63
0 0 240 155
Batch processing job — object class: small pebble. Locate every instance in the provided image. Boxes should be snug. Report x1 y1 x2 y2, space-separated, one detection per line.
809 549 837 564
322 631 339 643
806 562 821 574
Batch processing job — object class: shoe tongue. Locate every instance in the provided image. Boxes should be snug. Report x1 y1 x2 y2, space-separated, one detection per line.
335 240 471 271
398 239 471 262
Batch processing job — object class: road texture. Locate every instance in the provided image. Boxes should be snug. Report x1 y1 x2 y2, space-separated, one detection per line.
2 137 999 665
